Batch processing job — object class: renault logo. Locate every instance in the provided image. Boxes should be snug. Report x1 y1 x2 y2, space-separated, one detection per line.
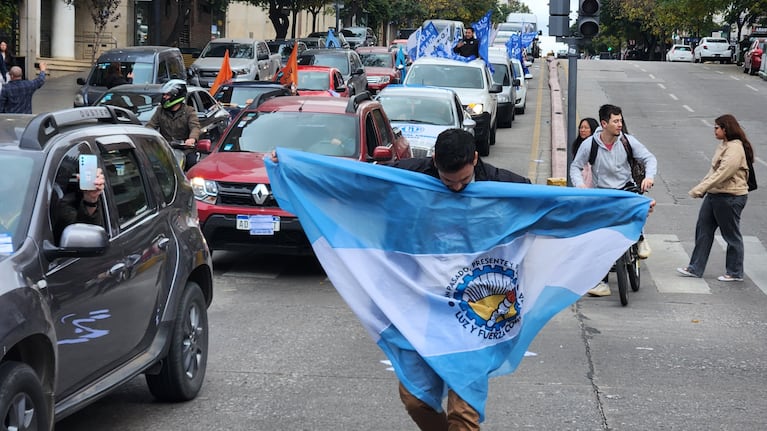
252 184 270 205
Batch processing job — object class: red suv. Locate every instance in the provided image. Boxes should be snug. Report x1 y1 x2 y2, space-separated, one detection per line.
356 46 402 93
186 93 411 254
743 38 767 75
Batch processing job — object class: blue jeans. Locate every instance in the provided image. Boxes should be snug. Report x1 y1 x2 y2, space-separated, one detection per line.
687 193 747 278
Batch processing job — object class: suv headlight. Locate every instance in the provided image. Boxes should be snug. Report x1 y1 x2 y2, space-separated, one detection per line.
497 94 510 103
467 103 484 115
191 177 218 204
74 94 85 106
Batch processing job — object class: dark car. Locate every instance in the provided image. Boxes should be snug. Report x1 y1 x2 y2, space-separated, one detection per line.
297 48 368 95
93 83 231 143
212 81 293 117
187 93 411 254
304 31 351 49
341 27 377 49
266 39 308 66
0 106 213 428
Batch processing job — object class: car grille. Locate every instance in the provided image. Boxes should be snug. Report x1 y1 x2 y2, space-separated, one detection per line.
199 71 219 78
217 181 279 208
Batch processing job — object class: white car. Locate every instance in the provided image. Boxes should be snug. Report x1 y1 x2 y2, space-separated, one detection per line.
693 37 731 64
376 86 476 157
510 58 527 114
402 57 501 156
666 44 693 62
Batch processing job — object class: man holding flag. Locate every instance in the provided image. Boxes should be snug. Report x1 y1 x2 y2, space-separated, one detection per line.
453 27 480 59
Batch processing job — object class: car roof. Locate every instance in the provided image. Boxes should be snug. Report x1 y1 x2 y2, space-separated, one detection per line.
410 56 487 68
378 85 458 99
255 95 377 115
103 83 207 94
216 80 287 88
300 48 351 56
297 65 338 73
96 46 180 62
356 47 390 53
206 38 258 44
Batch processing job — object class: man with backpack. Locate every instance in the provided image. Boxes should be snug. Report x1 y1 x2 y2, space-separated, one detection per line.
569 104 658 296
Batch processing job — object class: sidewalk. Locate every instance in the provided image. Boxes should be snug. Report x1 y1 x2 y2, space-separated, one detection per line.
32 71 82 114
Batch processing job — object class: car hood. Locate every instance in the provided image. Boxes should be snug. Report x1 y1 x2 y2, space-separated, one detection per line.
187 151 270 183
193 57 254 71
391 122 450 148
450 88 492 107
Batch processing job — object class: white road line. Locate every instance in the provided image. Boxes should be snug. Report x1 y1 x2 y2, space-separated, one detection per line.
717 70 724 74
756 156 767 167
645 234 711 294
683 105 694 112
669 93 679 100
700 119 711 127
746 84 759 91
640 68 647 72
715 235 767 295
658 83 666 89
730 75 740 80
649 74 656 79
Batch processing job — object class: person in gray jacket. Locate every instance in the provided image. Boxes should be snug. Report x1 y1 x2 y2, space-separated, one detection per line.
570 104 658 296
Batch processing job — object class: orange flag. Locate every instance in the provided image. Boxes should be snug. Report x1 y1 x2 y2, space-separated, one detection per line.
209 49 233 96
277 42 298 90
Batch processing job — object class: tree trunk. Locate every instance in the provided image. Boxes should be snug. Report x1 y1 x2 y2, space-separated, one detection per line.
164 0 190 46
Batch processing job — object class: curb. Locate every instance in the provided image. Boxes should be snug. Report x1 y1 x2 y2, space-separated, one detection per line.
547 58 568 183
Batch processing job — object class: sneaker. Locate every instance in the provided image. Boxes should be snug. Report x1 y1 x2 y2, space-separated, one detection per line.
717 274 743 282
676 267 699 278
587 282 611 297
637 239 651 259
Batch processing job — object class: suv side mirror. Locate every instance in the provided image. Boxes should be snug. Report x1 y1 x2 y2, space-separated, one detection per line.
489 83 502 93
512 78 521 86
352 67 365 75
197 139 213 153
371 146 393 162
77 77 86 85
43 223 108 260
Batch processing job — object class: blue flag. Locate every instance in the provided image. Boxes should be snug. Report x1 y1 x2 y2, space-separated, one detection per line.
326 29 340 48
396 46 407 81
265 149 652 420
471 10 493 70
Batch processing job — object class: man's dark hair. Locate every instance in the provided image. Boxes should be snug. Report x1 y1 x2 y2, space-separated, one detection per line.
598 104 622 123
434 129 476 172
466 27 475 33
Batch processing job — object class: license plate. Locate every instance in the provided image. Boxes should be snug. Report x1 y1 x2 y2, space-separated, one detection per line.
236 215 280 235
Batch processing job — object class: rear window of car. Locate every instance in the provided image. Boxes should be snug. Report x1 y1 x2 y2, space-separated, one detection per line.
405 64 485 89
675 46 691 52
219 111 359 157
359 53 393 68
201 42 254 59
706 39 727 44
0 154 39 254
89 61 154 86
298 54 350 75
97 91 161 122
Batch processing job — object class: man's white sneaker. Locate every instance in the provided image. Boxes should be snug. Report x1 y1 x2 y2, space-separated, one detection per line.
637 239 651 259
587 282 611 297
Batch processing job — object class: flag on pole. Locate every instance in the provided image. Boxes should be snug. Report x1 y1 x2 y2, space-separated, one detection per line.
471 10 494 71
396 46 407 81
209 49 232 96
265 149 652 420
276 42 299 90
326 29 341 48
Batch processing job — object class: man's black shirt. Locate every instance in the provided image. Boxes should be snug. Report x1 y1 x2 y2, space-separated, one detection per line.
388 157 531 184
453 38 480 58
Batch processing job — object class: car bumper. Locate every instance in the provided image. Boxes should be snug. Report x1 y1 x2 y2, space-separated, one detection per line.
200 213 313 255
471 112 491 142
497 102 513 119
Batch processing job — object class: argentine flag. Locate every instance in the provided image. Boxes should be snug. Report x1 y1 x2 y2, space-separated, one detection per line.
266 149 651 421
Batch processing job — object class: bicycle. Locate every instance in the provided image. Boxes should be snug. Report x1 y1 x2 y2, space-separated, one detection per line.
613 183 644 306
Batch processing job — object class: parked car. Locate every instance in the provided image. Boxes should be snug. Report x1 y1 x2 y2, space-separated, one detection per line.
212 81 293 117
190 38 282 87
356 46 401 93
743 38 767 75
488 46 519 128
266 39 308 66
304 31 351 49
666 44 693 62
93 83 231 143
510 58 528 114
376 85 475 157
74 46 186 107
0 106 213 428
402 56 501 156
186 93 411 254
343 26 377 48
297 48 368 96
296 65 350 97
693 37 732 63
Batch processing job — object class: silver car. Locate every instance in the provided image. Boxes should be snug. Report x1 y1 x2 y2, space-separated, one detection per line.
376 86 475 157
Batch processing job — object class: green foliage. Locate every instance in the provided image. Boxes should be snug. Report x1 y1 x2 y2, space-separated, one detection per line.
0 1 17 35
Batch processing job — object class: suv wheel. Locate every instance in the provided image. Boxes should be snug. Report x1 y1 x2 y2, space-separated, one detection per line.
489 122 497 146
0 361 50 431
146 282 209 401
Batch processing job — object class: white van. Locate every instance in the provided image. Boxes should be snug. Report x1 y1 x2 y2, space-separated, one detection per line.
422 19 465 43
487 47 518 128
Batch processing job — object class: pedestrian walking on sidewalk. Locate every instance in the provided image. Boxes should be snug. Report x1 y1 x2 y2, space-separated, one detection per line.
677 114 755 282
0 61 47 113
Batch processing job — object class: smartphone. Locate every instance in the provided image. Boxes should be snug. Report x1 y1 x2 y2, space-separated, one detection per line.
79 154 98 190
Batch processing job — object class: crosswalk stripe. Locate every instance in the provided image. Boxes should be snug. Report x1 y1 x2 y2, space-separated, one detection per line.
715 235 767 295
644 234 711 294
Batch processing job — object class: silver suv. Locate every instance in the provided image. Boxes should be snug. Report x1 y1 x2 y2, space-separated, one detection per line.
403 57 502 156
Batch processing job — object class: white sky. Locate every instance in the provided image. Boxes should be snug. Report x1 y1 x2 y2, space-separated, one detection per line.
525 0 578 37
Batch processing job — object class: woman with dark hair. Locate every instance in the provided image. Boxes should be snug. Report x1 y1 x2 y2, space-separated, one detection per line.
677 114 754 281
572 117 599 188
0 41 14 83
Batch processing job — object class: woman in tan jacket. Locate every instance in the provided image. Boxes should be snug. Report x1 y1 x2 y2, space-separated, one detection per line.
677 114 754 281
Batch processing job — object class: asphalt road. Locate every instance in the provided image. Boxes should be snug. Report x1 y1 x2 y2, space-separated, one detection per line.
48 60 767 430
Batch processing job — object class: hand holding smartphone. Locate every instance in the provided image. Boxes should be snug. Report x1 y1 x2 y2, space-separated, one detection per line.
79 154 98 190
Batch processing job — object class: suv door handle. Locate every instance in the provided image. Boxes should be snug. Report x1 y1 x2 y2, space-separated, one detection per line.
156 236 171 250
109 262 126 277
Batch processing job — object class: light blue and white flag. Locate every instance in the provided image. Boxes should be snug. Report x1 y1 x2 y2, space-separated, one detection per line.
417 22 441 59
521 32 537 49
406 28 421 62
326 29 341 48
265 149 651 421
471 10 493 68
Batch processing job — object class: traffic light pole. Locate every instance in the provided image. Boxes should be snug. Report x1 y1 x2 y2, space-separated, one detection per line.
565 36 580 187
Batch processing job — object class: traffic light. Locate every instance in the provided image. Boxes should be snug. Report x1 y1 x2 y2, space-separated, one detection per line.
577 0 600 38
549 0 570 37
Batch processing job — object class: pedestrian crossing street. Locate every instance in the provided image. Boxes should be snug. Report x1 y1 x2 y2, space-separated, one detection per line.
642 234 767 296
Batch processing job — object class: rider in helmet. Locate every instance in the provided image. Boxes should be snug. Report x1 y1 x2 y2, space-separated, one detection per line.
146 80 201 166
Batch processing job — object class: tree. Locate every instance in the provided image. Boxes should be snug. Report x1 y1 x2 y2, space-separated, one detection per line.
83 0 122 64
163 0 191 46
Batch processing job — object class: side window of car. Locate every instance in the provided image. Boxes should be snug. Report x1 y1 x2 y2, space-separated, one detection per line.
167 56 184 80
333 71 343 89
364 113 380 156
102 148 153 227
350 53 361 72
371 109 392 147
156 60 169 83
454 97 464 123
138 137 178 204
197 91 217 112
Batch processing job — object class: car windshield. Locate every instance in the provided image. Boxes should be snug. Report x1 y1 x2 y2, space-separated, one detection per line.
96 91 162 122
379 95 454 125
490 63 511 86
346 28 366 37
298 54 349 75
297 72 330 90
405 64 485 89
219 112 359 157
201 43 254 59
360 53 392 68
89 61 153 86
0 153 40 256
214 86 279 108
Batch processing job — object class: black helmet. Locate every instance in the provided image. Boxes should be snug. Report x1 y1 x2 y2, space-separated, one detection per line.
161 79 187 109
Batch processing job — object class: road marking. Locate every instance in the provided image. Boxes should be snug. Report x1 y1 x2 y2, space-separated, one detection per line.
649 74 655 79
746 84 759 92
528 59 545 180
645 234 711 294
682 105 694 112
640 68 647 72
717 70 724 74
715 235 767 295
729 75 740 80
756 156 767 167
700 118 711 127
657 83 666 89
669 93 679 100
